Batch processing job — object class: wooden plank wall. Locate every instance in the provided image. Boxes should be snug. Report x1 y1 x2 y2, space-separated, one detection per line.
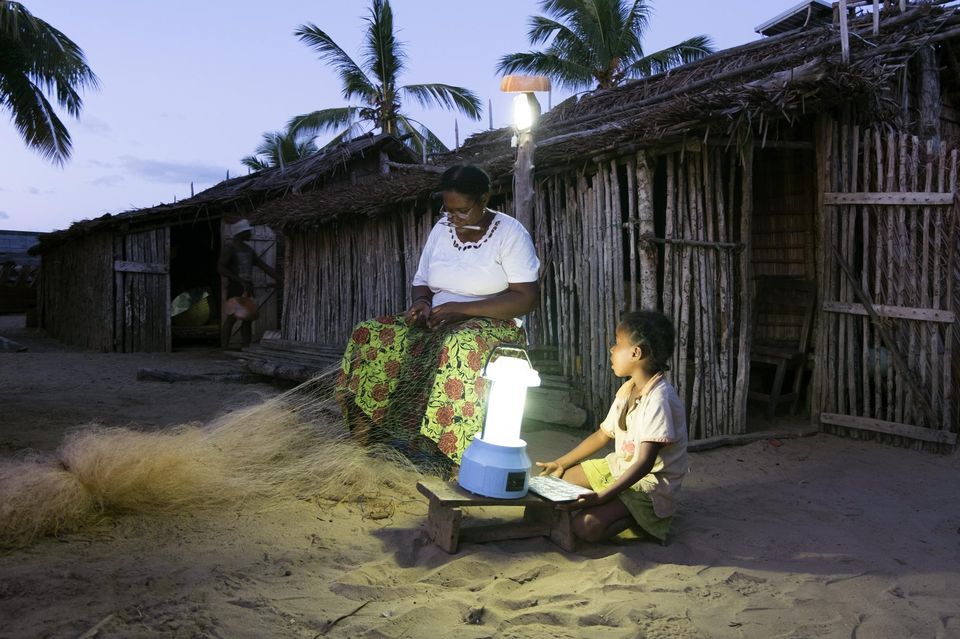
815 120 958 450
38 231 114 351
114 228 170 352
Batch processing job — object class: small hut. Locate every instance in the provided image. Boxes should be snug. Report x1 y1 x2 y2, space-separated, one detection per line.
255 2 959 450
33 133 416 352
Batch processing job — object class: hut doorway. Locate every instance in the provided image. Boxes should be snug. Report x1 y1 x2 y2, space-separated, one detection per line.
747 141 818 426
169 220 222 347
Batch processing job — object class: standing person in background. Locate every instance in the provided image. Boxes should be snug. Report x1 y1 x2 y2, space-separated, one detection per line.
218 219 277 349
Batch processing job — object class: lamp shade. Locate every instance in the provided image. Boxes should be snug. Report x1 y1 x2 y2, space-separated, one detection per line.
499 75 551 93
481 351 540 446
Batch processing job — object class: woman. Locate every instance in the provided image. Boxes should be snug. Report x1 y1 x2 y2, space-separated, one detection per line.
336 165 540 472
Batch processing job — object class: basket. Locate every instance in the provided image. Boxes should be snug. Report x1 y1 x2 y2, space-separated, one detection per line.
171 289 211 326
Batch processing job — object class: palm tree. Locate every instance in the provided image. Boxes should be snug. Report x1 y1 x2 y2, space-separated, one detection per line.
0 1 99 164
497 0 714 91
241 127 319 171
290 0 481 156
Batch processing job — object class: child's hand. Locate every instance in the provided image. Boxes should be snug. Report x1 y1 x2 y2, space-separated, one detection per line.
556 490 602 511
535 461 564 477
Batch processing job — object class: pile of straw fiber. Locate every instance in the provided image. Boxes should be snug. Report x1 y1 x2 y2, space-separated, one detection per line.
0 379 424 550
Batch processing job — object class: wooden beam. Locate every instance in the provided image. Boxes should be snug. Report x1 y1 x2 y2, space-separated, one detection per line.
822 301 956 323
113 260 167 274
821 412 957 444
824 191 954 205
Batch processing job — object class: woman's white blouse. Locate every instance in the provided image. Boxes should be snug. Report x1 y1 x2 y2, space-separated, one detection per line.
412 212 540 307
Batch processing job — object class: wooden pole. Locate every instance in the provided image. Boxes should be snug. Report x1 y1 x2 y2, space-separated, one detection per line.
514 130 536 232
840 0 851 65
636 152 657 309
732 143 754 433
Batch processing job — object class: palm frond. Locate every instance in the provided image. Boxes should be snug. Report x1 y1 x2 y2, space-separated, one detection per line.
496 51 594 91
0 1 98 163
240 155 270 171
362 0 405 89
294 23 377 103
625 34 714 78
288 106 362 139
395 114 448 156
613 0 650 62
0 70 72 164
527 15 569 46
400 83 481 120
318 120 371 150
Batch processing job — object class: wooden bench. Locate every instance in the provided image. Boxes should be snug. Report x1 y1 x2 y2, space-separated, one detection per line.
416 478 575 553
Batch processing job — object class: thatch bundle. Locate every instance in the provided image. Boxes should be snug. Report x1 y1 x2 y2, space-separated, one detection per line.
0 381 424 550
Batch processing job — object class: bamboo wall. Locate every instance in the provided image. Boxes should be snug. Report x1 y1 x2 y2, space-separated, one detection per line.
531 145 751 440
281 205 433 345
39 231 115 351
815 120 959 450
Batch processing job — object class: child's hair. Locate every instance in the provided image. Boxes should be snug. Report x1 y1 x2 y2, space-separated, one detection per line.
619 310 675 374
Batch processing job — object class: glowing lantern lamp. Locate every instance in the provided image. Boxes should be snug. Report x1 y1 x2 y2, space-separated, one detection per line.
458 346 541 499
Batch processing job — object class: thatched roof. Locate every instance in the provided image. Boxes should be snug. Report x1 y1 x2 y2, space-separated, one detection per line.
255 4 960 230
34 133 417 252
459 4 960 179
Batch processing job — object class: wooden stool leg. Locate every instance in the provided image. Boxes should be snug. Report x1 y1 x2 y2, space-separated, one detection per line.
524 506 575 552
427 501 462 553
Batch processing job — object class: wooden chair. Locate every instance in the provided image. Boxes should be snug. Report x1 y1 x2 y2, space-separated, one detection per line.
749 276 816 419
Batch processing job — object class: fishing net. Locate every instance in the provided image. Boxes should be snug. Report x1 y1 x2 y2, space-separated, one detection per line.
335 314 525 473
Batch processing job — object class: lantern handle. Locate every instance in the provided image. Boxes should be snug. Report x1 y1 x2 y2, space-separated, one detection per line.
480 343 534 377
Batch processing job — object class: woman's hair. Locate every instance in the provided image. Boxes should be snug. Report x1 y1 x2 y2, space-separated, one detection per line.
620 310 675 373
439 165 491 200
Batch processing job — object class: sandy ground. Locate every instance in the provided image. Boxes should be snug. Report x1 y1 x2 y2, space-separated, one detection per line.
1 316 959 639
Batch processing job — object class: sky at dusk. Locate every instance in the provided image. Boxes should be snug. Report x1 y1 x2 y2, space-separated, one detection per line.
1 1 795 233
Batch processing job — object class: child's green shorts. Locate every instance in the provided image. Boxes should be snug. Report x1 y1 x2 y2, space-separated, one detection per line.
580 458 672 541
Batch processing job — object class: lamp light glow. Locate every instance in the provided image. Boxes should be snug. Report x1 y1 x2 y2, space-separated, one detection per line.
482 354 540 445
512 93 540 133
457 346 541 499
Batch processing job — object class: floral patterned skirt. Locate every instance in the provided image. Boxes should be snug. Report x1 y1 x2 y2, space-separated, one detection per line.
335 314 525 468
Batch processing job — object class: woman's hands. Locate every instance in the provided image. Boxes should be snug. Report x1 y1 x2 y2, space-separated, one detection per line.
403 299 470 329
425 302 469 330
404 298 432 326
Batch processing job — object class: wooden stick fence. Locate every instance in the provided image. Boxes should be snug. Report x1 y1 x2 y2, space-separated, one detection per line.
532 146 748 439
817 121 958 450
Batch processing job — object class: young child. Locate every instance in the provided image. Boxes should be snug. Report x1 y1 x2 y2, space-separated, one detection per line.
536 310 688 543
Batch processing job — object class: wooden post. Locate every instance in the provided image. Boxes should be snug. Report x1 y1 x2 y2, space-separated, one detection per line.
636 152 657 309
514 130 536 232
732 143 754 433
839 0 850 65
919 44 942 144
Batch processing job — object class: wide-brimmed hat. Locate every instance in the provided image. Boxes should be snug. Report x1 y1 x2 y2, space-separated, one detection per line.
230 219 254 236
